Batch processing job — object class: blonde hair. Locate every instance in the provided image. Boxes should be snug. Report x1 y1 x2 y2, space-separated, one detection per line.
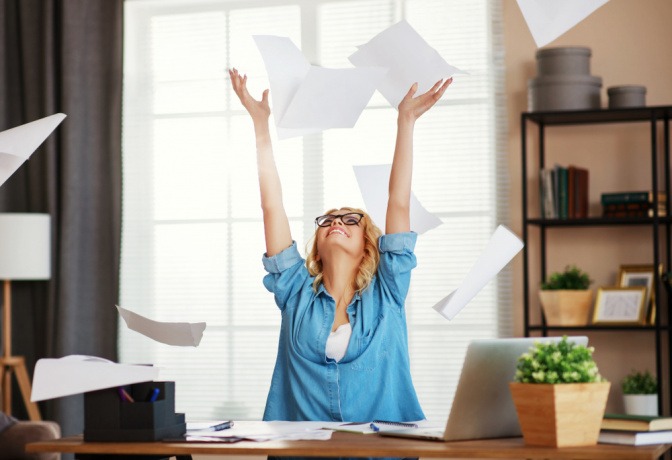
306 207 382 293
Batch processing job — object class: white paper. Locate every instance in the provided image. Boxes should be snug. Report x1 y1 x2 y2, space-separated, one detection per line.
433 225 524 320
353 164 442 234
516 0 610 48
31 355 159 401
116 305 206 347
194 421 334 441
253 35 387 140
348 20 467 109
0 113 66 187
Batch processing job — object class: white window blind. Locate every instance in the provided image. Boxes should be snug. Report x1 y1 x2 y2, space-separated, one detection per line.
120 0 508 423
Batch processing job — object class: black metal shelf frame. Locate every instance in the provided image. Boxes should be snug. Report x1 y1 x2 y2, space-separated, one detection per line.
521 106 672 415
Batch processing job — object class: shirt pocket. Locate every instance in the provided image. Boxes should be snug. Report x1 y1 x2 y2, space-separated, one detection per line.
350 313 387 371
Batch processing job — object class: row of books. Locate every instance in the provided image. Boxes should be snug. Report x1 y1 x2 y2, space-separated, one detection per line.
601 191 667 218
599 413 672 446
540 165 589 219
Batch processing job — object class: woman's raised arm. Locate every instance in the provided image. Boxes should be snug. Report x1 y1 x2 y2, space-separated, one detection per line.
229 68 292 256
386 78 452 234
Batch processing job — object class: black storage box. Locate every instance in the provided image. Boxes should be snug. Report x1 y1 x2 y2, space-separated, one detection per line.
84 381 186 441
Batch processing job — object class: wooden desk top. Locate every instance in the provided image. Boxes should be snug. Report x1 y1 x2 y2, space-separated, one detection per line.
26 432 670 460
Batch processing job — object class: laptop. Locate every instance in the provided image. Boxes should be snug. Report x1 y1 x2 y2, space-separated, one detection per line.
380 336 589 442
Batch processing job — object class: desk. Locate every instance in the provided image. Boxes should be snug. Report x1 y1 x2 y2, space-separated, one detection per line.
26 432 670 460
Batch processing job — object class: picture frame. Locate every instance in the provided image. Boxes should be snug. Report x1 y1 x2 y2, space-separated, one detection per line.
618 264 660 325
592 286 648 325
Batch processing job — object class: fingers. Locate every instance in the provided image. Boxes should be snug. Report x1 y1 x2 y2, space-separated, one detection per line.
432 77 453 100
429 78 444 93
403 82 419 101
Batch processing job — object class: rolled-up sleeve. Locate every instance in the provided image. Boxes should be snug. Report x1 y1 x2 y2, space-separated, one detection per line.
377 232 418 306
262 241 309 311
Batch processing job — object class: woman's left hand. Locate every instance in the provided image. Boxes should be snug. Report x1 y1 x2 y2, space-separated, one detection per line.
397 77 452 123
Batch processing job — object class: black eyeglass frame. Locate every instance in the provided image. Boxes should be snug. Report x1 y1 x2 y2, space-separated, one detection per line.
314 212 364 228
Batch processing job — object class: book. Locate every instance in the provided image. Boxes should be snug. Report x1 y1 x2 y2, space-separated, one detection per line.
570 165 589 218
601 191 667 206
568 166 576 218
598 429 672 445
603 202 666 212
556 165 568 219
539 165 590 219
540 168 556 219
603 208 667 218
601 413 672 432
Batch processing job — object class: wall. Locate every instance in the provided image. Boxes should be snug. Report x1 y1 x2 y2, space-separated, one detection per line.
503 0 672 412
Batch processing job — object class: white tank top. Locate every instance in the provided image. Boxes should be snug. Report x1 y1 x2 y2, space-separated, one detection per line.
325 323 352 362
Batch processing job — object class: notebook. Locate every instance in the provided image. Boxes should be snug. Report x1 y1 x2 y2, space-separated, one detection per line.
380 336 589 442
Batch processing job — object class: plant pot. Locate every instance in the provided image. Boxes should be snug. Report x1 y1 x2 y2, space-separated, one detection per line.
538 289 592 326
624 394 658 416
509 382 610 447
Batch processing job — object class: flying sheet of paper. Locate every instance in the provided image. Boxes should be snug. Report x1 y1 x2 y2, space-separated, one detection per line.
0 113 66 187
116 305 206 347
31 355 159 401
348 20 467 109
433 225 524 320
516 0 609 48
253 35 387 140
353 164 442 235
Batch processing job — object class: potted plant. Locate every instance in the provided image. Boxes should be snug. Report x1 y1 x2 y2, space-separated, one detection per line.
509 336 610 447
539 265 593 326
622 370 658 416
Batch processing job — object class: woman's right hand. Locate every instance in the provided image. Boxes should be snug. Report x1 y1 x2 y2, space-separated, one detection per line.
229 68 271 123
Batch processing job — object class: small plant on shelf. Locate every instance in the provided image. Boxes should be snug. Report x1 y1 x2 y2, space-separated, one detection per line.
622 370 657 395
514 336 605 384
541 265 592 290
538 266 593 326
621 369 658 416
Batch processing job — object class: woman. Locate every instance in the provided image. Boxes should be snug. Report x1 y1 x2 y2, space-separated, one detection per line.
229 68 451 422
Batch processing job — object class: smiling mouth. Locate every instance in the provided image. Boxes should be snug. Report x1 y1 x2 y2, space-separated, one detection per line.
327 228 349 237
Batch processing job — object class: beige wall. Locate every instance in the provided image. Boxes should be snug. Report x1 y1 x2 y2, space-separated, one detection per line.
503 0 672 412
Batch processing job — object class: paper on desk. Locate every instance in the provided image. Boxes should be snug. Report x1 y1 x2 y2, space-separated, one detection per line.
348 20 467 109
116 305 206 347
353 164 441 235
0 113 66 187
433 225 524 320
516 0 609 48
197 421 334 441
31 355 159 401
253 35 387 140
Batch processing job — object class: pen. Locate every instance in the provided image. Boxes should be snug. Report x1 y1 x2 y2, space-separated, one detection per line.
147 388 160 402
369 422 380 432
372 420 419 428
206 421 233 431
118 387 135 403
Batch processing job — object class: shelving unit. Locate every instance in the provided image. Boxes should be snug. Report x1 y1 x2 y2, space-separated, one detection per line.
521 106 672 414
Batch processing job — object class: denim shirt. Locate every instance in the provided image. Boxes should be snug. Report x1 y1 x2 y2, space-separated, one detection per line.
261 232 425 422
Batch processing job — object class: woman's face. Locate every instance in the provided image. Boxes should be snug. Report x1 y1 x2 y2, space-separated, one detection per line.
315 209 366 262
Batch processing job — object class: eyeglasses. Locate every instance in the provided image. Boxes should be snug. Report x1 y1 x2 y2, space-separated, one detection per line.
315 212 364 227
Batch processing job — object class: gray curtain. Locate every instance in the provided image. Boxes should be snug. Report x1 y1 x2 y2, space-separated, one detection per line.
0 0 122 437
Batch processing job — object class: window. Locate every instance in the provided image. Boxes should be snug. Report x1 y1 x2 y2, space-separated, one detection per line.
120 0 508 422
